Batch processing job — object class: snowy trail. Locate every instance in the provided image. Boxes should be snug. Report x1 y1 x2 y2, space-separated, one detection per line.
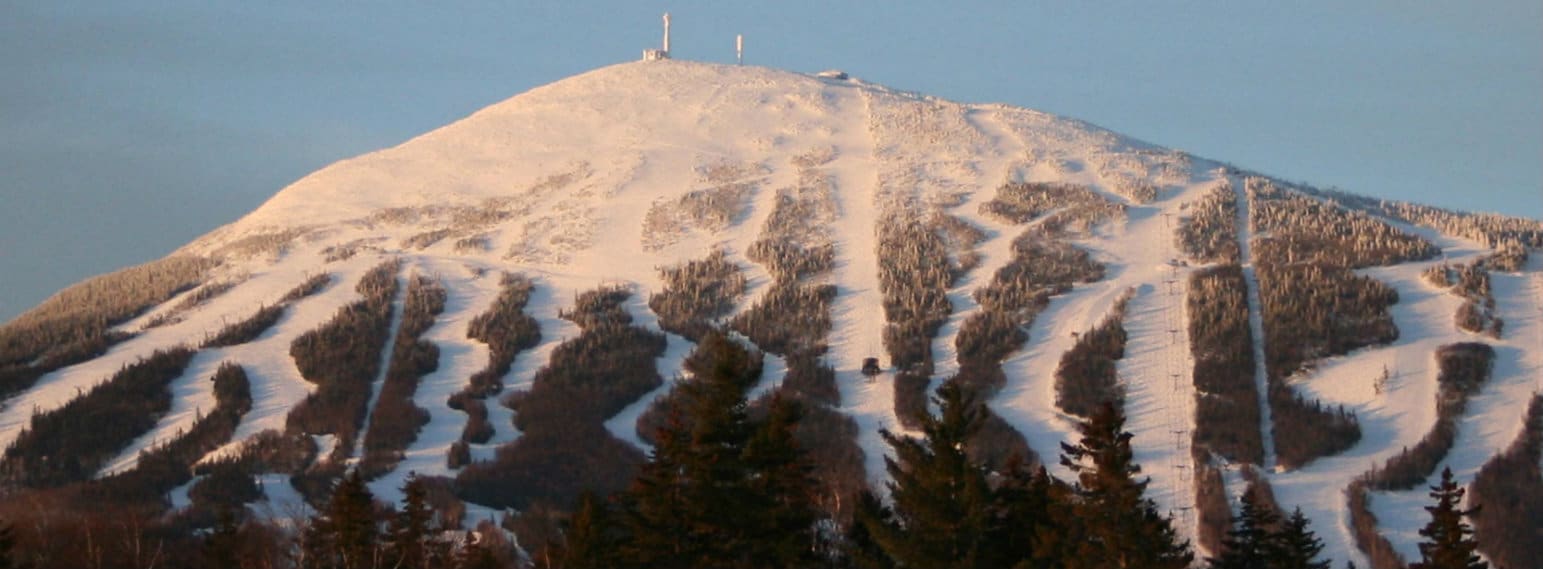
473 275 579 461
603 293 694 452
928 108 1028 390
367 265 500 502
98 349 226 477
1264 233 1489 567
826 83 897 485
1361 254 1543 561
349 274 409 463
1232 175 1277 469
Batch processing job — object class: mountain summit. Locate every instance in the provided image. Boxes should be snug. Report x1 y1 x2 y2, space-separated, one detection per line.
2 60 1539 567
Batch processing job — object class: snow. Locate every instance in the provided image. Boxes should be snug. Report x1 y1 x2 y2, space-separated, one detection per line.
0 59 1534 563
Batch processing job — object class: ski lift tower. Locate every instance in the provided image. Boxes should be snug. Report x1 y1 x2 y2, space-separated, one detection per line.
643 13 672 61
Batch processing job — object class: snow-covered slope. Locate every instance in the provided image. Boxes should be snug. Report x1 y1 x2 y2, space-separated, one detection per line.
2 59 1537 565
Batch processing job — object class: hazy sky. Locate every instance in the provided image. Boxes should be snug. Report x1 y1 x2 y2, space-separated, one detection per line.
2 1 1539 321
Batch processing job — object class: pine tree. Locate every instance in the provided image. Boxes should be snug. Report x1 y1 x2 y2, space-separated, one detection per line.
0 518 17 569
385 473 445 569
562 492 621 569
1209 486 1280 569
301 469 381 569
202 506 243 569
453 529 502 569
1410 468 1486 569
1272 508 1330 569
860 381 997 569
1060 401 1192 569
990 457 1065 569
741 393 822 567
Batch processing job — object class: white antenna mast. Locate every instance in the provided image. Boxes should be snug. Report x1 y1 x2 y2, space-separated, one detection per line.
736 34 743 65
663 13 671 55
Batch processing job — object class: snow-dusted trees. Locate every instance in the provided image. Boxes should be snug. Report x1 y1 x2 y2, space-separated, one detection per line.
1187 266 1264 465
1055 291 1132 418
1424 262 1502 338
648 250 747 341
1176 181 1241 264
0 255 215 398
1249 180 1440 268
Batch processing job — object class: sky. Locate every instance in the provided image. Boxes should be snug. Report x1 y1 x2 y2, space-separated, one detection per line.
2 1 1539 321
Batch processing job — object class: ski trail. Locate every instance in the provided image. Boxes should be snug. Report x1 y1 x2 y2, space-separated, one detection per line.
349 274 408 463
1232 175 1277 469
929 108 1028 390
98 349 226 477
1361 254 1543 561
367 266 500 501
602 293 693 452
472 276 578 462
827 84 896 485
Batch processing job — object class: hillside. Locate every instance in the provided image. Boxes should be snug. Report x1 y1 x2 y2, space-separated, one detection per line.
1 60 1539 568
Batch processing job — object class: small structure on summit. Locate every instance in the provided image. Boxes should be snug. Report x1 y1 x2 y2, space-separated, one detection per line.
643 13 672 61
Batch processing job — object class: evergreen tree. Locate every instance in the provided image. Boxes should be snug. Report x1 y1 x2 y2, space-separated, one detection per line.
1272 508 1330 569
620 333 819 569
202 506 243 569
0 518 17 569
859 381 997 569
453 529 502 569
301 469 381 569
741 393 822 567
1059 402 1192 569
991 457 1065 569
385 473 446 569
1410 468 1486 569
562 492 621 569
1209 486 1280 569
847 491 898 569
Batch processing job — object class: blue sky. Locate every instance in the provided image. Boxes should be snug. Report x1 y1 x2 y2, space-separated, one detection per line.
2 1 1539 320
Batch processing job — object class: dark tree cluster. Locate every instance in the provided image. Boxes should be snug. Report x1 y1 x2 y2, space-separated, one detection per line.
844 393 1196 569
0 255 215 400
203 274 336 349
1054 290 1132 418
1193 451 1233 556
96 362 253 510
360 275 448 478
1423 263 1502 338
1469 395 1543 569
1 347 197 488
548 335 828 569
1209 476 1330 569
1345 479 1405 569
647 250 747 341
286 259 402 467
1248 179 1440 269
1187 266 1265 465
1177 181 1241 264
635 331 764 446
451 273 541 445
1258 261 1398 469
455 286 663 511
1361 343 1493 492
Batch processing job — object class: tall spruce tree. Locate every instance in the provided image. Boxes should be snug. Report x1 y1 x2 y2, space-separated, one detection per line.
301 469 381 569
1210 485 1280 569
1273 508 1330 569
860 381 997 569
385 474 447 569
1060 402 1192 569
562 492 621 569
619 332 819 569
1410 468 1486 569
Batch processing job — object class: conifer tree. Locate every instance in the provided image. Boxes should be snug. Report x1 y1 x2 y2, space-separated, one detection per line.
990 458 1065 569
1060 402 1192 569
301 469 381 569
1273 508 1330 569
385 473 446 569
202 506 243 569
0 519 19 569
1410 468 1486 569
562 492 621 569
452 529 502 569
860 381 997 569
741 393 822 567
1210 486 1280 569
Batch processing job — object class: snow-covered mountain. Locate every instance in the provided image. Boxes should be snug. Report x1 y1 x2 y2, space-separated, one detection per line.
2 60 1539 567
